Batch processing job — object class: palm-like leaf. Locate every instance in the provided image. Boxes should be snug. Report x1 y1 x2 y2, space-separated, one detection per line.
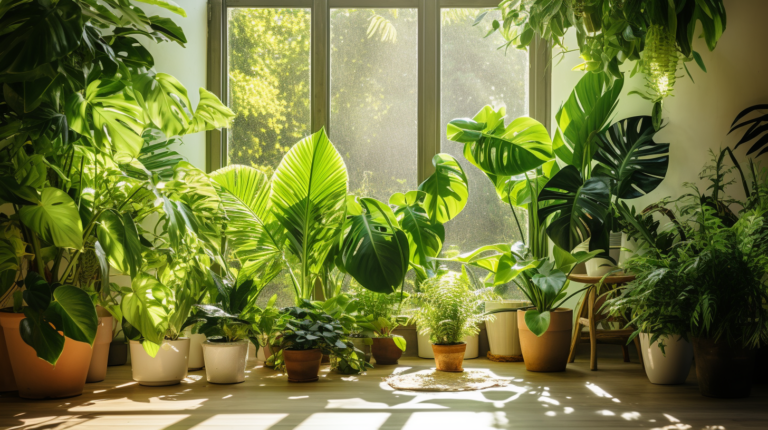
270 128 348 297
210 164 283 281
593 116 670 199
447 106 552 176
729 104 768 156
341 198 409 294
537 166 611 253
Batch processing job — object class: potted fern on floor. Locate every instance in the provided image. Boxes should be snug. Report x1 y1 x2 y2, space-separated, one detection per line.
410 272 490 372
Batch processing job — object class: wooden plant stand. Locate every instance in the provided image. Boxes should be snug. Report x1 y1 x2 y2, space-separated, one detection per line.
566 274 644 371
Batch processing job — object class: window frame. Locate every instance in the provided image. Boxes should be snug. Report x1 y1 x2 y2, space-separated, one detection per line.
206 0 550 181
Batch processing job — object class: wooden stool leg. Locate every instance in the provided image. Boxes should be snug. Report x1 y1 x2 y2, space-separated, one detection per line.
588 287 598 371
568 288 590 363
633 335 644 369
622 344 630 362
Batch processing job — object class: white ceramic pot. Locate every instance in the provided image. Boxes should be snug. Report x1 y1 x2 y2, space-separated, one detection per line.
485 300 529 357
640 333 694 385
584 233 622 276
184 328 206 370
417 330 478 359
129 338 190 386
202 340 249 384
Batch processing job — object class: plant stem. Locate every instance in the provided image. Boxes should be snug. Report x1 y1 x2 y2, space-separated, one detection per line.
506 180 526 246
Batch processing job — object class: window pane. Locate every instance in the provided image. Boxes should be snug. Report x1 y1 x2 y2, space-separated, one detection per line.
227 8 311 175
441 9 529 255
330 9 419 202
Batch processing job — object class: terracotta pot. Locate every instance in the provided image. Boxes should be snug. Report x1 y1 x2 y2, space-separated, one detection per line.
640 333 693 385
372 337 403 365
283 348 322 382
129 338 190 386
107 341 128 366
0 320 17 392
432 343 466 372
86 307 113 383
692 337 756 398
518 308 572 372
0 311 93 399
202 340 249 384
418 330 479 359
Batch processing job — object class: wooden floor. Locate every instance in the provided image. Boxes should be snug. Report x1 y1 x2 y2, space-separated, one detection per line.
1 353 766 430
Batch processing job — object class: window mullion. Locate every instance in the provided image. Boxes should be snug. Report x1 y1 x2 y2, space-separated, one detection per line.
419 0 440 183
529 35 552 133
312 0 330 134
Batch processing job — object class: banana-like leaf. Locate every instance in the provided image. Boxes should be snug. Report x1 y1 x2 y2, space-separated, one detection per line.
270 128 348 296
389 191 444 267
537 166 611 252
132 72 192 137
341 198 409 294
19 187 83 249
728 104 768 156
211 165 284 279
0 0 83 75
447 106 553 176
556 74 624 172
593 116 670 199
418 153 468 224
121 273 171 350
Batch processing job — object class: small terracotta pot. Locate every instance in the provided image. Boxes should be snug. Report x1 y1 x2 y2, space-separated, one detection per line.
0 321 17 392
86 307 113 383
692 336 756 398
518 308 572 372
283 348 322 382
0 311 94 399
432 343 466 372
372 337 403 365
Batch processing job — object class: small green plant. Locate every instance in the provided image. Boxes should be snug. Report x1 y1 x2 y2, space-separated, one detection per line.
410 272 489 345
350 282 408 351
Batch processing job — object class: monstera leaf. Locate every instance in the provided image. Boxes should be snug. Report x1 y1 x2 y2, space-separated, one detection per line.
493 160 560 208
418 154 468 224
592 116 670 200
97 210 143 277
132 72 192 137
188 88 236 133
19 187 83 249
389 191 444 267
341 198 409 294
447 106 552 177
555 74 623 172
537 166 611 253
121 273 172 353
270 129 348 298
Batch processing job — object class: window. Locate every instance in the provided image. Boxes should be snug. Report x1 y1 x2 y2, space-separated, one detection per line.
209 0 549 270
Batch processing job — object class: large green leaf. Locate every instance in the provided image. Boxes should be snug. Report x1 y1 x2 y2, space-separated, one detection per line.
389 191 444 266
52 285 98 346
19 187 83 249
97 211 129 274
187 88 235 133
270 128 348 297
132 72 192 137
447 106 553 176
593 116 669 200
0 0 83 75
524 309 551 337
22 272 50 312
133 0 187 17
418 153 468 224
341 198 409 294
537 166 611 252
556 74 624 172
20 308 65 365
211 165 284 283
121 273 171 349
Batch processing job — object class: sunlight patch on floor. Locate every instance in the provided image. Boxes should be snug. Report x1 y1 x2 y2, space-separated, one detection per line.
190 414 287 429
403 412 508 430
69 397 207 412
295 413 391 430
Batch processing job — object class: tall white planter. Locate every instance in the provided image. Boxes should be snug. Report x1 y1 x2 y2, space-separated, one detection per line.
202 340 249 384
485 300 529 357
640 333 694 385
185 328 206 370
129 338 190 386
417 330 478 359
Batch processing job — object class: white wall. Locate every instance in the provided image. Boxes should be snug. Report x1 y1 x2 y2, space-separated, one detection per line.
142 0 209 171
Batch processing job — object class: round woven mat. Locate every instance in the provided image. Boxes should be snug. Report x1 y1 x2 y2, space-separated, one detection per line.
384 369 511 392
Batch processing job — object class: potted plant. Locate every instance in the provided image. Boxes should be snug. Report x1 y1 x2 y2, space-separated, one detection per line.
351 283 407 365
251 298 284 364
410 272 490 372
279 301 368 382
606 203 693 385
